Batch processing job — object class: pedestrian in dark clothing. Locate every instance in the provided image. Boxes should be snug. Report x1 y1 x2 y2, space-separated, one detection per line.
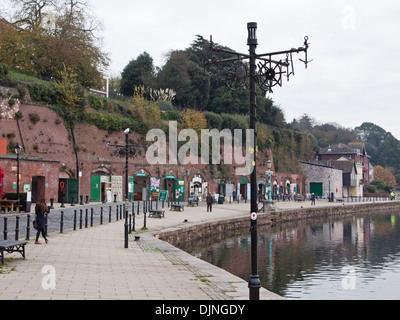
35 199 50 244
206 193 213 212
311 193 316 206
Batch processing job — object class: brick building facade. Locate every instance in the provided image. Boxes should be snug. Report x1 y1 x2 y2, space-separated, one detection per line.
0 155 59 202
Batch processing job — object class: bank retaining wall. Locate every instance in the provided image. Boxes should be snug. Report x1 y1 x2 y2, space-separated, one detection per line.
159 201 400 247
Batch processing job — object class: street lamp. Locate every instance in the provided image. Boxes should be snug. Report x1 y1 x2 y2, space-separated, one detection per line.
107 129 144 249
15 143 22 206
205 22 311 300
266 160 273 202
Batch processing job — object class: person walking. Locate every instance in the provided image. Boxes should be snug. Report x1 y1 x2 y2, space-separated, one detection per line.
391 191 395 201
35 199 50 244
206 192 213 213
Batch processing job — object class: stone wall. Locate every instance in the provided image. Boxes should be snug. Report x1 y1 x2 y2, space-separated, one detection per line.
159 202 400 247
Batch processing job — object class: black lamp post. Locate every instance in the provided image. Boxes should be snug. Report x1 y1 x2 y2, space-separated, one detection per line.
107 130 144 248
15 143 23 207
205 22 311 300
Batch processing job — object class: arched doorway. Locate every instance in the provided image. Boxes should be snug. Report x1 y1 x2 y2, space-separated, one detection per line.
189 173 207 202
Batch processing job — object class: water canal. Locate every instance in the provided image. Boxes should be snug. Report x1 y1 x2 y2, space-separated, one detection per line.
178 210 400 300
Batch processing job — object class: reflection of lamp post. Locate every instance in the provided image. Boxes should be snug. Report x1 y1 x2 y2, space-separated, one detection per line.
266 160 273 202
15 143 22 206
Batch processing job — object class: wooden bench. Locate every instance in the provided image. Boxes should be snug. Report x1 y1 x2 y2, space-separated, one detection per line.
0 240 28 265
170 204 185 212
148 210 165 218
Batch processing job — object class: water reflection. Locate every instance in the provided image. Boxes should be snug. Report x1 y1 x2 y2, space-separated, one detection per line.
178 211 400 299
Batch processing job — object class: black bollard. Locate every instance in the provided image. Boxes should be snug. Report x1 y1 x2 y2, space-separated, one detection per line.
80 195 84 206
26 214 31 240
109 206 112 223
79 209 83 229
3 217 7 240
100 207 103 225
50 198 55 209
60 211 64 234
114 194 117 203
73 210 77 231
15 216 20 241
86 195 89 204
85 209 88 228
90 208 94 227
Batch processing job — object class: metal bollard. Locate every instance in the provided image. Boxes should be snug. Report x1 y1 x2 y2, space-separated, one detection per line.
3 217 7 240
90 208 94 227
71 196 75 207
60 211 64 234
15 216 20 241
109 206 112 223
79 209 83 229
73 210 77 231
100 207 103 225
26 214 31 241
85 209 88 228
80 195 84 205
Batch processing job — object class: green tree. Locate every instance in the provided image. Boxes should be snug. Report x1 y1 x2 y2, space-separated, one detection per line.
120 52 155 97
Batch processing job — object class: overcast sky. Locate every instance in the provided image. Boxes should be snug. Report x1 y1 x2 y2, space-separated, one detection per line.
3 0 400 140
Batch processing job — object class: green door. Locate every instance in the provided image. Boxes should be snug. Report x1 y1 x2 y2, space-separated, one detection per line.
90 176 101 202
67 178 79 203
310 183 323 197
174 179 185 202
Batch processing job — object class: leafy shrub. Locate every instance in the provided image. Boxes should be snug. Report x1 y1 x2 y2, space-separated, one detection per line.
29 83 57 104
29 112 41 124
0 63 9 80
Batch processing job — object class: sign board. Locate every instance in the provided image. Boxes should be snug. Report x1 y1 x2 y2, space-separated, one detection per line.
158 190 168 202
111 176 123 202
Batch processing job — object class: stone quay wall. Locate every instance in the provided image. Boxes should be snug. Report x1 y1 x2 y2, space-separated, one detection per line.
159 202 400 247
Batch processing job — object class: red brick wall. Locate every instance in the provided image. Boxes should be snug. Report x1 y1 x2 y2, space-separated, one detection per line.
0 156 59 202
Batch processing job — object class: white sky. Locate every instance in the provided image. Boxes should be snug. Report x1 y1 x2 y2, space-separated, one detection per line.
2 0 400 140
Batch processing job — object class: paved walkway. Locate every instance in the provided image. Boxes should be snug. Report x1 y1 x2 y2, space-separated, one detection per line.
0 199 394 300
